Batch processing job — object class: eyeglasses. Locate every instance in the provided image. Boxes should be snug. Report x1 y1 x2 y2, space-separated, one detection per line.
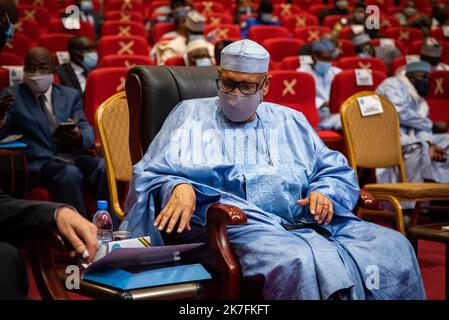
216 76 267 95
24 64 53 73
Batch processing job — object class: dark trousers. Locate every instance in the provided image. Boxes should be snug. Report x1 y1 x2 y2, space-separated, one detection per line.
30 155 109 218
0 242 28 300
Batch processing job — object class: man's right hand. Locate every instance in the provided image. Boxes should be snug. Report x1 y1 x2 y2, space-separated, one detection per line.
429 144 447 162
154 183 196 234
0 90 14 127
55 207 99 264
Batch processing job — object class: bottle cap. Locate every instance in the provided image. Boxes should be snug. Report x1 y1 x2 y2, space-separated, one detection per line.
97 200 108 210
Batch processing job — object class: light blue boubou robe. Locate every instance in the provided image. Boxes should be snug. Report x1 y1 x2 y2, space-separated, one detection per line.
123 97 425 300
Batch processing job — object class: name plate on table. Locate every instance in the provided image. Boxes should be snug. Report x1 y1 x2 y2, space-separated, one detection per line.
357 95 383 117
355 69 373 86
56 51 71 65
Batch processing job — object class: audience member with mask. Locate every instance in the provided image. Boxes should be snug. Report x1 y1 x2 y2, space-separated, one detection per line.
240 0 280 39
55 35 98 94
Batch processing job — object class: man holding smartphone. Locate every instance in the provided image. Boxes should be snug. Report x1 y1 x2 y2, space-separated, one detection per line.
0 46 109 217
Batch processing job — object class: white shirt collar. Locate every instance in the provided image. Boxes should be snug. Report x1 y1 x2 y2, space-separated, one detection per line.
71 62 85 76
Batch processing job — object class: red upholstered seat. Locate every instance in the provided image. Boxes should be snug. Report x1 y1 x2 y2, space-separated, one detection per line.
426 70 449 124
430 28 449 43
329 69 387 113
99 54 155 68
18 5 49 31
309 4 332 16
273 4 303 19
294 26 332 43
98 36 150 59
280 56 301 70
164 55 186 66
105 10 145 24
194 2 227 15
84 67 129 125
205 13 234 25
105 0 144 12
336 57 388 75
247 26 289 44
0 52 23 66
151 22 175 45
101 21 147 38
3 33 30 59
323 15 348 30
262 38 304 69
390 56 406 75
13 19 40 46
204 24 241 42
38 34 73 53
384 27 424 48
283 14 319 30
47 18 96 41
337 39 356 59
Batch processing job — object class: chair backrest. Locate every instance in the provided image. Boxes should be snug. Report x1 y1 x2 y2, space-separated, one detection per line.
126 66 219 163
280 55 301 70
323 15 348 29
205 13 234 25
383 27 424 47
294 26 332 42
427 70 449 100
105 0 144 12
337 39 356 58
38 34 73 53
430 28 449 43
101 21 147 38
14 19 40 46
283 14 319 30
151 22 175 44
247 26 289 44
163 55 185 66
261 38 304 63
98 35 150 59
340 91 406 181
273 4 303 19
336 57 387 75
18 5 49 30
194 2 226 15
0 52 23 66
99 54 154 68
84 67 129 125
3 33 30 58
47 19 96 41
204 24 241 42
95 91 132 219
105 10 145 23
330 69 387 113
265 70 319 127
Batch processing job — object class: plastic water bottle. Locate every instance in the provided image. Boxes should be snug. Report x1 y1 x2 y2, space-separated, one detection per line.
92 200 113 245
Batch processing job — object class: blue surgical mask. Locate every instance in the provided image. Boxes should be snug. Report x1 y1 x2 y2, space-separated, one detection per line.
314 61 332 75
218 90 262 123
80 1 94 11
195 58 212 67
357 52 372 58
83 51 98 70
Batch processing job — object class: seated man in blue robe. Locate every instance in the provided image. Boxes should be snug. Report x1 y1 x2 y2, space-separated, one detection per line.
122 39 426 300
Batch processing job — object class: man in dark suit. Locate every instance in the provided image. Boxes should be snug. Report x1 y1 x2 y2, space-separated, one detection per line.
0 0 98 300
55 35 98 94
0 47 109 216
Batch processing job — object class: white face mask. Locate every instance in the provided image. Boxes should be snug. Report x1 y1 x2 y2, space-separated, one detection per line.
24 73 53 94
218 90 263 123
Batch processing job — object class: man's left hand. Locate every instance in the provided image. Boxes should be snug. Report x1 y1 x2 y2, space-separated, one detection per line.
59 126 82 148
296 191 334 225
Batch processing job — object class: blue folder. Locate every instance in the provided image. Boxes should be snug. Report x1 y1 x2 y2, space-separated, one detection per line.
0 141 27 149
83 263 211 290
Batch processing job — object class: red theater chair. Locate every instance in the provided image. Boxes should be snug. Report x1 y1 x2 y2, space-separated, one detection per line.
13 19 40 47
430 28 449 43
205 13 234 25
101 21 147 38
0 52 23 66
336 57 388 75
205 24 241 42
323 15 348 30
329 69 387 114
105 10 145 24
3 33 30 59
384 27 424 48
280 55 301 70
164 55 185 66
194 2 226 15
294 26 332 43
38 34 73 54
84 67 129 125
262 38 304 69
247 26 289 44
337 39 356 59
18 5 49 31
47 19 96 41
98 36 150 59
426 70 449 125
105 0 144 13
273 4 303 19
283 14 319 31
0 68 9 91
309 4 332 16
99 54 155 68
264 70 344 150
151 22 175 44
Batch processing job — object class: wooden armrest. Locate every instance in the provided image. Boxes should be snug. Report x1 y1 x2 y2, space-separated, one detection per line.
207 204 247 300
356 190 379 211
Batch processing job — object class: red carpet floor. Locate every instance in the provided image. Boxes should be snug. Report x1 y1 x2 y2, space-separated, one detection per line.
25 239 446 300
